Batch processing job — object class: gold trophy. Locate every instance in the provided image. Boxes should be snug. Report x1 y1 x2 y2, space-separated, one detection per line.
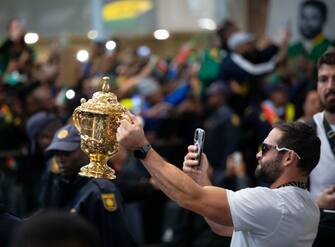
72 76 128 179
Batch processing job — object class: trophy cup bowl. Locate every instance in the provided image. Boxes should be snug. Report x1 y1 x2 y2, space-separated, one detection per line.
72 76 128 179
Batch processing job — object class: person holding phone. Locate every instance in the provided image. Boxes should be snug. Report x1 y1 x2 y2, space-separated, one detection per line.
118 116 321 247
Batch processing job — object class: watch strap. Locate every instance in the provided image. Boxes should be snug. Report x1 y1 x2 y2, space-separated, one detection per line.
133 144 152 159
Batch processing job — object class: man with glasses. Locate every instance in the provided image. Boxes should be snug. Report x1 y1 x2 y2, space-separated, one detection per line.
118 115 321 246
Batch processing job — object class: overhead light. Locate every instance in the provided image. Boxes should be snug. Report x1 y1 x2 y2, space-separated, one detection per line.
198 18 217 30
76 50 89 62
24 32 39 44
153 29 170 40
87 30 98 40
105 40 117 50
65 89 75 100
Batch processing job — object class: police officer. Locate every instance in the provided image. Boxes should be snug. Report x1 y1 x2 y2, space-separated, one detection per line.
203 81 240 185
41 124 137 247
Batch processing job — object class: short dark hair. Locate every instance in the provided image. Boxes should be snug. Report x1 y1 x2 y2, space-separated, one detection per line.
274 121 321 175
317 50 335 69
300 0 327 22
11 211 100 247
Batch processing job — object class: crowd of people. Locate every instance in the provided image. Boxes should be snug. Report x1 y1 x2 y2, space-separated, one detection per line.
1 0 335 246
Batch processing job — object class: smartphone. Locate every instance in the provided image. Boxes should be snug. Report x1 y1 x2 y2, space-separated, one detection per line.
194 128 205 167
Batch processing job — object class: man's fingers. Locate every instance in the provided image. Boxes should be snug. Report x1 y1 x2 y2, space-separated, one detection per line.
183 165 201 174
184 159 199 167
126 111 142 125
117 118 134 142
188 145 197 152
185 152 198 160
118 119 130 132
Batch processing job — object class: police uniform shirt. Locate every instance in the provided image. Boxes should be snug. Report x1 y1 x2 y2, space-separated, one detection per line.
42 175 138 247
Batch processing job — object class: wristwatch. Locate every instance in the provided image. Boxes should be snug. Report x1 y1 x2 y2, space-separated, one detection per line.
133 144 152 159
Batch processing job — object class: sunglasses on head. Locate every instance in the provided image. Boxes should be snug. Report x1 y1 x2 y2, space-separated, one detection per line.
260 143 301 160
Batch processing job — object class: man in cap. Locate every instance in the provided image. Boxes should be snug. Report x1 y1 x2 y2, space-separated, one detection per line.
224 31 280 77
41 124 138 247
220 31 287 115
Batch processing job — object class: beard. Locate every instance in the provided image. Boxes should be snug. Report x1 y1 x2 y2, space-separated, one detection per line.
255 155 284 184
322 89 335 113
299 23 322 40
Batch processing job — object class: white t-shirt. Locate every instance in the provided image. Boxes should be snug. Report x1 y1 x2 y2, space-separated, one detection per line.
310 111 335 199
227 186 320 247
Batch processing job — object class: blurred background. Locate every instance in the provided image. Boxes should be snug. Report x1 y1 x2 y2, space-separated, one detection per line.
0 0 334 246
0 0 271 65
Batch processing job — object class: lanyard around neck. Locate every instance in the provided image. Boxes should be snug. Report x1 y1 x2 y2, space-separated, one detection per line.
323 115 335 157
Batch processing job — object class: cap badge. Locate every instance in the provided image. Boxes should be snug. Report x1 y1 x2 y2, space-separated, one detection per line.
57 129 69 139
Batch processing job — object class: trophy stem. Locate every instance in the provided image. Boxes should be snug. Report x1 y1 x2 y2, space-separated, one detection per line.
79 153 116 180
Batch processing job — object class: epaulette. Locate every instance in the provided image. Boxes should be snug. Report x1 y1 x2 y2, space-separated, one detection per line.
91 178 117 194
91 179 119 212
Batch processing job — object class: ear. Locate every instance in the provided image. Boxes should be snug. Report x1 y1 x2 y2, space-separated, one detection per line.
283 151 297 167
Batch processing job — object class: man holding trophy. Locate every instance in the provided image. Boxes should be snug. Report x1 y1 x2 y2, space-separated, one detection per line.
70 76 319 246
116 113 321 246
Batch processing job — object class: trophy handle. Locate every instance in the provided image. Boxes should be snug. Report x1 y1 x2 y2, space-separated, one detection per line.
73 98 88 132
73 109 81 132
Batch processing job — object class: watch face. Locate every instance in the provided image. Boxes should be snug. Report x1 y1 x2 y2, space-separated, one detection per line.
133 144 151 159
134 149 145 159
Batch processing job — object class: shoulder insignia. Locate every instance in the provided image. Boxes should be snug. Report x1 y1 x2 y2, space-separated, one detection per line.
101 193 117 212
231 114 240 126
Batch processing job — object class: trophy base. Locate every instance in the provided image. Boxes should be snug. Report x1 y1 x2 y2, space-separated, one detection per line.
79 162 116 180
